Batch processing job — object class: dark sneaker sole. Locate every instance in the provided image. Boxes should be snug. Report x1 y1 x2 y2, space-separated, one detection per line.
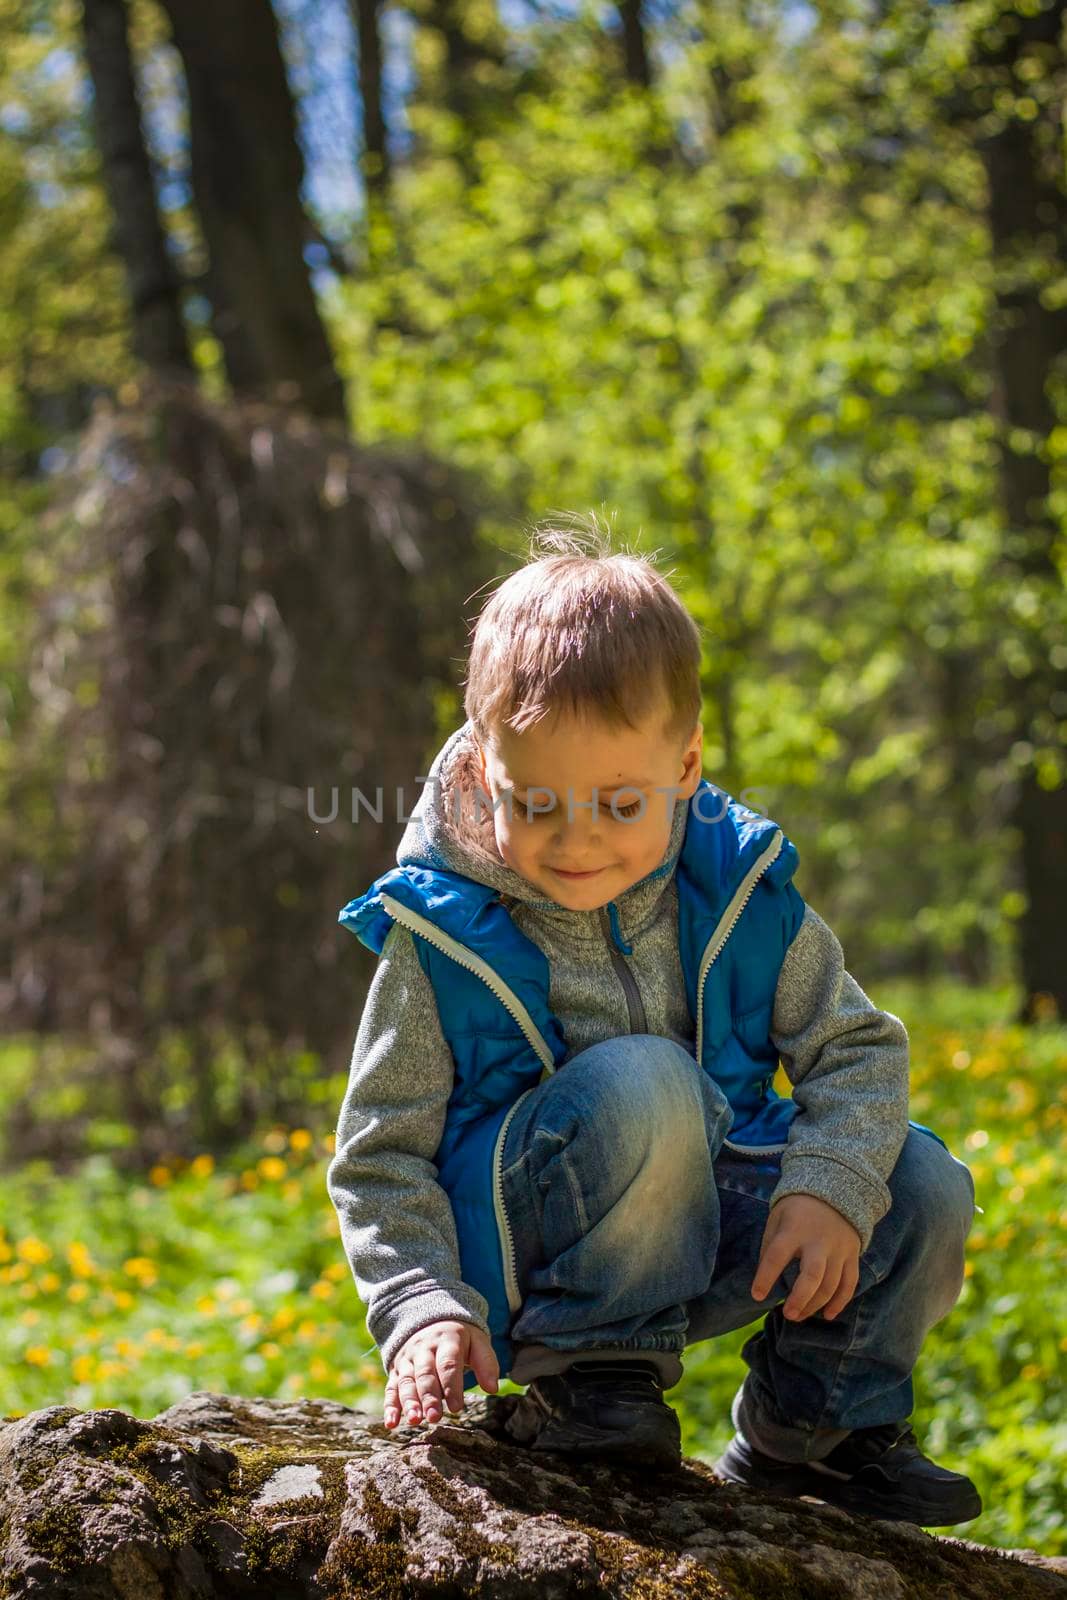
713 1441 983 1527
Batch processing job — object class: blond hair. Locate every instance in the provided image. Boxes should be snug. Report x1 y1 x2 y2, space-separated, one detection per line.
461 510 703 754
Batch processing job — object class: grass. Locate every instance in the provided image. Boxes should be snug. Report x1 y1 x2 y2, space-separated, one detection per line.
0 977 1063 1556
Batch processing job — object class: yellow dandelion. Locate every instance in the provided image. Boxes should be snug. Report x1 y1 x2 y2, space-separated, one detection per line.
19 1310 40 1326
258 1157 287 1182
1020 1363 1044 1381
308 1357 331 1383
297 1319 318 1341
39 1273 62 1293
289 1129 313 1152
149 1165 171 1186
17 1237 52 1265
324 1133 336 1154
229 1298 255 1317
145 1328 168 1345
19 1283 39 1300
24 1346 51 1366
282 1180 302 1202
190 1154 215 1178
66 1284 89 1303
185 1341 206 1358
258 1341 282 1360
272 1305 296 1330
71 1355 95 1383
67 1242 96 1278
310 1281 335 1301
196 1296 217 1315
112 1289 135 1310
322 1262 347 1283
123 1257 158 1282
240 1171 259 1190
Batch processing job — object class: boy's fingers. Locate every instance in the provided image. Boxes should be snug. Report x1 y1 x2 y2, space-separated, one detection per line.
822 1261 859 1321
751 1235 794 1300
784 1257 829 1319
413 1358 445 1414
472 1337 500 1394
434 1337 465 1413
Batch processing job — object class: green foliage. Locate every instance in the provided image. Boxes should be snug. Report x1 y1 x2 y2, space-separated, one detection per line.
1 981 1064 1555
2 0 1066 983
327 4 1067 980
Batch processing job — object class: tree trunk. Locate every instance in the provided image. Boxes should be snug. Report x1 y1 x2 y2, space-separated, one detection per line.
79 0 193 377
970 0 1067 1020
615 0 652 88
349 0 391 205
157 0 348 425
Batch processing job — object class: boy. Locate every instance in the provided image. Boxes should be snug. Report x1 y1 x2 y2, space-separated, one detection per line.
327 523 981 1526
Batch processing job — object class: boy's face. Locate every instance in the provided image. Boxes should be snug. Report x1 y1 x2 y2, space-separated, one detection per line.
472 694 703 909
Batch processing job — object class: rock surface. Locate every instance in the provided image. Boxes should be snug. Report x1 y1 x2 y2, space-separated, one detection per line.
0 1390 1063 1598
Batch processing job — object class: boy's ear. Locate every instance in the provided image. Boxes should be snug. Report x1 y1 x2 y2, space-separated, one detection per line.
680 721 703 796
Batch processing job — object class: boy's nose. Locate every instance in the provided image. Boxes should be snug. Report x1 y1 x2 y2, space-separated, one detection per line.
550 801 603 839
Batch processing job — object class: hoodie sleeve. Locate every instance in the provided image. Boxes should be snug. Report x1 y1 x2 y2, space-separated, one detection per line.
326 921 492 1376
766 904 911 1254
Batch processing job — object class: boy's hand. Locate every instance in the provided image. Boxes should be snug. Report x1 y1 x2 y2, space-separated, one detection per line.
751 1194 861 1323
383 1320 500 1430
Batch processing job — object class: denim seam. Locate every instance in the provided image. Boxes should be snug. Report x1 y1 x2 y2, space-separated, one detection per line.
558 1145 591 1237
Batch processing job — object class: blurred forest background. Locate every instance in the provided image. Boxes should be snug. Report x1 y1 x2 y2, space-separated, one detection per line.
0 0 1064 1558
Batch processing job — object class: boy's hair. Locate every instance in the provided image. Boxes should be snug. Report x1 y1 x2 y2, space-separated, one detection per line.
462 510 704 753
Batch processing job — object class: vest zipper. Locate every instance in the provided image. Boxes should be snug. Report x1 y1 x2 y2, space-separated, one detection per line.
378 891 553 1314
695 829 791 1156
598 905 648 1034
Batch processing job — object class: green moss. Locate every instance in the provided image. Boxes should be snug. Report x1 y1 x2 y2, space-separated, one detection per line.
21 1504 86 1573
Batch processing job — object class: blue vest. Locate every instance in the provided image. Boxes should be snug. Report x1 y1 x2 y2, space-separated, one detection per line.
339 781 947 1387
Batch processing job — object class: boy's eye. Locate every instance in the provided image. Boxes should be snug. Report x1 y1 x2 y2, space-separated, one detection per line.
511 795 643 819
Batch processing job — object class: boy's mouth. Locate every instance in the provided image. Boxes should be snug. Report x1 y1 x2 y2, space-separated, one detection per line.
551 866 605 879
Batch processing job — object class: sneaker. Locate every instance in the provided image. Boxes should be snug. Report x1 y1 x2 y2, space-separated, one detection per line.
503 1358 682 1471
713 1419 982 1526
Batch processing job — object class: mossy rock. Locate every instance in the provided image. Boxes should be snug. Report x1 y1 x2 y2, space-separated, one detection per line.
0 1392 1063 1598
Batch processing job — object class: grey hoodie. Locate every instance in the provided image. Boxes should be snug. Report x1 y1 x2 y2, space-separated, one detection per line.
326 720 911 1379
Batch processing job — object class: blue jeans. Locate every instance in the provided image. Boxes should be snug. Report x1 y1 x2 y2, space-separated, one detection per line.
499 1033 977 1464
